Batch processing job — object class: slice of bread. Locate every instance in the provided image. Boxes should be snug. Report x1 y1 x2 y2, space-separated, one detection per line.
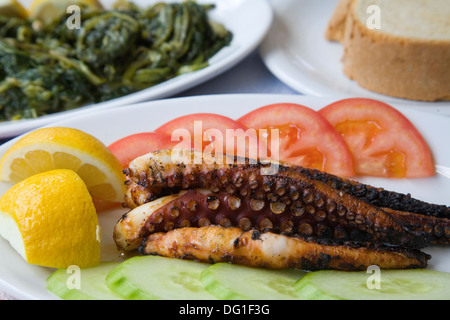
326 0 450 101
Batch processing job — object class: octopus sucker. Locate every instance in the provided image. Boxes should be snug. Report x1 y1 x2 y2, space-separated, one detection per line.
114 149 450 271
141 226 430 271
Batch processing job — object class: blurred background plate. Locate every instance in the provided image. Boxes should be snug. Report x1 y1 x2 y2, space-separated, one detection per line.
260 0 450 116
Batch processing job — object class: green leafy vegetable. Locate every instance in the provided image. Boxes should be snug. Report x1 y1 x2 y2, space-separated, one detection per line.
0 1 232 121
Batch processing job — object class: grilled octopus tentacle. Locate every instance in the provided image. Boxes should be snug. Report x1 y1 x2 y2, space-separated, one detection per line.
296 166 450 219
122 150 449 246
141 226 430 271
114 187 433 252
124 150 449 218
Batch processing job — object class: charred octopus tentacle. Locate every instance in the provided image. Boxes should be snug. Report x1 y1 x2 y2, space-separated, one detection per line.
295 166 450 219
115 187 431 252
121 150 450 247
141 226 430 271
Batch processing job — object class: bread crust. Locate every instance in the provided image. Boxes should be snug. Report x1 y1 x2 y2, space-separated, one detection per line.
326 0 450 101
325 0 352 42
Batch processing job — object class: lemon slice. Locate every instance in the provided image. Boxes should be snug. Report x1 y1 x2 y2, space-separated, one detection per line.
0 127 125 203
29 0 103 22
0 169 101 268
0 0 28 18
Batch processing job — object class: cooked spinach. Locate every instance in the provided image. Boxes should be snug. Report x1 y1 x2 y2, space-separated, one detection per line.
0 1 232 121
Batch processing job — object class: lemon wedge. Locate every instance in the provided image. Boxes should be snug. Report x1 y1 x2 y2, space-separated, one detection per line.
0 127 125 203
28 0 103 22
0 169 101 268
0 0 28 18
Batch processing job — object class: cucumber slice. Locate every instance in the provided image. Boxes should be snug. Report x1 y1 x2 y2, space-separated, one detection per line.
200 263 306 300
46 262 122 300
106 256 217 300
294 269 450 300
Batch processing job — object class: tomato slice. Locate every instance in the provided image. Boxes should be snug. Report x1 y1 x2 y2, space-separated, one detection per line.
155 113 261 158
319 98 435 178
108 132 176 168
237 103 355 177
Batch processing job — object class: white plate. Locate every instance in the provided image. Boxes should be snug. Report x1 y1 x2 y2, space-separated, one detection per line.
260 0 450 116
0 0 273 139
0 94 449 300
